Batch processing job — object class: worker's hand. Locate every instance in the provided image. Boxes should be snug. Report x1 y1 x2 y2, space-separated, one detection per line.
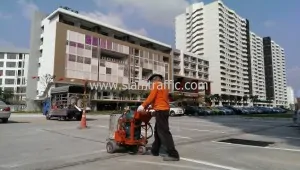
137 105 144 112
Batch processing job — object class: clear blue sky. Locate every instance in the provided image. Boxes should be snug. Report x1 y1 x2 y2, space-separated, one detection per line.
1 0 299 96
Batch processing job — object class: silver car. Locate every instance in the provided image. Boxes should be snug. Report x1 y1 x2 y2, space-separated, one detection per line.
0 100 11 123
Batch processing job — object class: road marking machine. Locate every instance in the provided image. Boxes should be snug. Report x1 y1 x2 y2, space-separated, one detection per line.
106 107 153 154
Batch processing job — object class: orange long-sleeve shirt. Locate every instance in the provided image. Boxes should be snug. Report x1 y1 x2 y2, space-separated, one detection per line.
142 81 170 111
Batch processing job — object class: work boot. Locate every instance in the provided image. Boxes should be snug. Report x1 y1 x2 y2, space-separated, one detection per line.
163 156 180 161
151 150 159 156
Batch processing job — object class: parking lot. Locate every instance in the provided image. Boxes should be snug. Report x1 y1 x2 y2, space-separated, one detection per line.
1 114 300 170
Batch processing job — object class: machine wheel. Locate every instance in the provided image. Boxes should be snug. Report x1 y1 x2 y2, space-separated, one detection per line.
46 113 51 120
106 141 117 153
170 111 175 116
137 146 147 155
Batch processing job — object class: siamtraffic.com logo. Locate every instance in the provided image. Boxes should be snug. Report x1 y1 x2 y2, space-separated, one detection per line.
88 80 208 91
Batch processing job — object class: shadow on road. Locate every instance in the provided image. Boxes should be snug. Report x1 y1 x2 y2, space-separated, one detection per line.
0 120 30 124
181 115 300 148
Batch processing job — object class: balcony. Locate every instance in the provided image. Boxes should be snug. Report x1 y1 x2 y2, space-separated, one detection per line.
173 64 181 70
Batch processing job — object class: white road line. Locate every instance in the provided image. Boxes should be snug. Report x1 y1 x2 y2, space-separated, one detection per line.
285 136 300 140
119 159 211 170
172 135 193 139
94 125 108 128
171 127 229 134
171 121 271 127
181 157 243 170
212 141 300 153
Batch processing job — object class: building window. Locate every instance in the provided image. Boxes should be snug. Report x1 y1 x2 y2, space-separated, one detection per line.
18 61 23 68
0 62 3 67
7 53 17 59
100 60 105 67
84 57 91 64
68 54 76 62
0 53 4 59
6 62 16 67
17 70 22 76
19 54 23 59
0 78 2 85
5 70 16 76
77 56 84 63
5 79 15 85
106 68 111 74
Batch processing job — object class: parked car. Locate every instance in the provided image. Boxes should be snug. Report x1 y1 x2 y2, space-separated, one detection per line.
224 106 243 114
216 106 234 115
0 100 11 123
169 104 184 116
200 107 212 115
184 106 200 116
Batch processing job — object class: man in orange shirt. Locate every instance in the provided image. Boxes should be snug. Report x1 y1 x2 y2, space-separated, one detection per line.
137 74 180 161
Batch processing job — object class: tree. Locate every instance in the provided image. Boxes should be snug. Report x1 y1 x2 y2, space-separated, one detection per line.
39 74 54 89
39 74 55 97
212 94 220 105
243 95 248 104
205 94 213 106
1 89 14 103
236 96 242 104
221 94 228 103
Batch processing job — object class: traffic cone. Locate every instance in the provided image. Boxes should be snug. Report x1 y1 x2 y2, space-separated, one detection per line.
79 111 87 129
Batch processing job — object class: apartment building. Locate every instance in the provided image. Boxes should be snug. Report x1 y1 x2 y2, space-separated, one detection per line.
249 32 266 100
287 86 295 109
26 7 211 111
263 37 288 107
0 48 29 102
175 0 250 100
172 49 210 102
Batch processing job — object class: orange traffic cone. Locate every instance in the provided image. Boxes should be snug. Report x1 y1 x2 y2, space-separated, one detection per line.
79 111 87 129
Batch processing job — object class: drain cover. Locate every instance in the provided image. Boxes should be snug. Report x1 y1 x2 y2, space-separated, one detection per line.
218 138 274 147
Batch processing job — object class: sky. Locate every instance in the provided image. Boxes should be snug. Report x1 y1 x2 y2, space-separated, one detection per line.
0 0 299 96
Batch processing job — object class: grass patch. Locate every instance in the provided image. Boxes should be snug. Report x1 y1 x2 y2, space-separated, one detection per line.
241 113 293 118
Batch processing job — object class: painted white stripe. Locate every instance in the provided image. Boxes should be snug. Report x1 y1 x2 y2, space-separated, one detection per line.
119 159 204 169
285 136 300 140
172 135 192 139
212 141 300 153
171 127 229 134
171 121 270 127
181 157 243 170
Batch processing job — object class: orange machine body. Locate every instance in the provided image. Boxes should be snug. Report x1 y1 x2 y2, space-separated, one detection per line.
114 110 152 146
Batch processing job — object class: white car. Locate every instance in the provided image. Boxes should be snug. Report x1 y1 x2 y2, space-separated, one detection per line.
0 100 11 123
169 104 184 116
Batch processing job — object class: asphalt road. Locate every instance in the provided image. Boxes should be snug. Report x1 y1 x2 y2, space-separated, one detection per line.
0 114 300 170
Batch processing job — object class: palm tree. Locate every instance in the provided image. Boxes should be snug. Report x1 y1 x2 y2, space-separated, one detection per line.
253 95 259 105
221 94 228 104
243 95 248 105
236 96 242 105
205 94 213 106
229 95 235 105
212 94 220 105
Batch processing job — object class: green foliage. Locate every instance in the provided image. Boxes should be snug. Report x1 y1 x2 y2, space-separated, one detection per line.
0 88 15 103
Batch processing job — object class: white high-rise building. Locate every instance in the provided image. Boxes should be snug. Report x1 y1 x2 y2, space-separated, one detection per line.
249 32 266 100
263 37 288 106
287 86 295 109
0 48 29 101
175 0 249 97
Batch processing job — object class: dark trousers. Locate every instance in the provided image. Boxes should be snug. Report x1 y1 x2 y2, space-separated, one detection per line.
151 110 179 158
